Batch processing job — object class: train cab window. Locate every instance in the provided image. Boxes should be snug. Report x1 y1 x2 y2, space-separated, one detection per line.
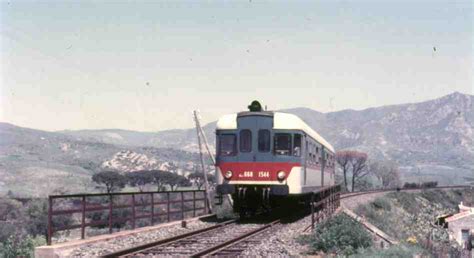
293 134 302 157
218 134 236 156
274 133 292 156
258 130 270 152
239 130 252 153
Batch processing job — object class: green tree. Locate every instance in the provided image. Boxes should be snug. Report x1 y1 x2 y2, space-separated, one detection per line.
92 171 127 193
162 172 189 191
149 170 169 191
176 176 191 190
126 170 154 192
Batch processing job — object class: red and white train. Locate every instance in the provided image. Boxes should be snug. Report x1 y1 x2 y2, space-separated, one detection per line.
215 101 336 214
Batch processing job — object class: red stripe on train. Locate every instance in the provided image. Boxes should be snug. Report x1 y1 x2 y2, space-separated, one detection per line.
218 162 300 181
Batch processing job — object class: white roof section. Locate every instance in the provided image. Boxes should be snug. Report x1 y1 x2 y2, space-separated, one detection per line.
274 112 334 153
216 114 237 130
216 112 334 153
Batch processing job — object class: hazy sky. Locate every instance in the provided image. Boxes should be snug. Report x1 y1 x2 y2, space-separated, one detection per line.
0 1 472 132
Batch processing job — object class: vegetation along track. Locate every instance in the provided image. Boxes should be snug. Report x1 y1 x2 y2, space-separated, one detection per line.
302 185 471 232
101 219 281 257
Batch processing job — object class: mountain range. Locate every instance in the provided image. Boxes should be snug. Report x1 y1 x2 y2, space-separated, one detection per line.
1 92 473 197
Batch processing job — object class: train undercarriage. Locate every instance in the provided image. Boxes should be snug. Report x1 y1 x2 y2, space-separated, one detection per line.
216 184 341 217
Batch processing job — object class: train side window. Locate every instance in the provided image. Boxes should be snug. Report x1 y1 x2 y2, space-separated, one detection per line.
239 130 252 153
274 133 292 156
218 134 236 156
258 130 270 152
293 134 302 157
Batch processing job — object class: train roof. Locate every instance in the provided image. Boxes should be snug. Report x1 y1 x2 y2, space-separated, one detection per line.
216 112 335 153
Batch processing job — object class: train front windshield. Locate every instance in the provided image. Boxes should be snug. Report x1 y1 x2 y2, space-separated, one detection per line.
217 130 304 158
219 134 236 156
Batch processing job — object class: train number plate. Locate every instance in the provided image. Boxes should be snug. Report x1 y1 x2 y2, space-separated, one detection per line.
238 171 270 178
239 171 254 178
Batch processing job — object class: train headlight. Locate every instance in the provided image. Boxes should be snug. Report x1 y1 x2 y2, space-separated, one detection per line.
277 171 286 180
224 170 233 179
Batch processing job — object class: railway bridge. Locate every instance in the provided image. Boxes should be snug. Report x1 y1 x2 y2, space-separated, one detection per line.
35 185 471 257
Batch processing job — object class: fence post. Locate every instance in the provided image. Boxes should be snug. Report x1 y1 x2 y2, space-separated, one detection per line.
311 193 315 231
192 191 196 217
81 196 86 240
108 195 113 234
151 193 154 225
167 192 171 222
132 194 136 229
204 191 209 214
181 192 185 220
47 196 53 245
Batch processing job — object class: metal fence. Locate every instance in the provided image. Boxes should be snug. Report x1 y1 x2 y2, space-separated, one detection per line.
47 190 208 245
310 184 341 231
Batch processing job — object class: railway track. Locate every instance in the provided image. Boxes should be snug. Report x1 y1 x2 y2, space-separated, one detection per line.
102 185 470 257
101 219 280 257
340 185 471 200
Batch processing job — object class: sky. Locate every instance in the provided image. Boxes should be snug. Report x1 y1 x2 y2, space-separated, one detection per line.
0 0 472 132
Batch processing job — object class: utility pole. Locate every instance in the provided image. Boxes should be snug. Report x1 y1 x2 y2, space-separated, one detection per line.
193 110 212 213
197 124 215 165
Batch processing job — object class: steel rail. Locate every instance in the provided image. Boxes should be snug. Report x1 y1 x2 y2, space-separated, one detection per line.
191 219 281 257
340 185 471 200
100 219 237 258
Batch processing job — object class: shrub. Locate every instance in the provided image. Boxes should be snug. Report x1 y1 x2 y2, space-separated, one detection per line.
403 182 419 189
421 181 438 188
371 197 392 211
24 199 73 239
87 208 132 229
299 214 372 256
388 192 419 215
0 234 45 258
351 244 427 258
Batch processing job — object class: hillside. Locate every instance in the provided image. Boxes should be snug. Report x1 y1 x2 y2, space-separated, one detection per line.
0 123 204 197
61 92 474 185
1 92 473 196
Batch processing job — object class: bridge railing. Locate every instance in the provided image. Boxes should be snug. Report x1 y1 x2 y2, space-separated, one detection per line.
309 184 341 231
47 190 208 245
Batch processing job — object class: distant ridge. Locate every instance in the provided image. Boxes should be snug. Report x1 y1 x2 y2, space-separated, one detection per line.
0 92 472 196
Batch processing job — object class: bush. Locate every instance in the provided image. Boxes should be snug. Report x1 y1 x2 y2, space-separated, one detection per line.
24 199 73 239
298 214 372 256
388 192 419 215
351 244 427 257
0 234 45 258
371 197 392 211
421 181 438 188
403 182 419 189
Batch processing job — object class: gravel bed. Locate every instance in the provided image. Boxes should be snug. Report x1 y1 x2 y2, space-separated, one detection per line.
240 213 330 257
143 223 263 256
67 211 339 257
67 219 219 257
